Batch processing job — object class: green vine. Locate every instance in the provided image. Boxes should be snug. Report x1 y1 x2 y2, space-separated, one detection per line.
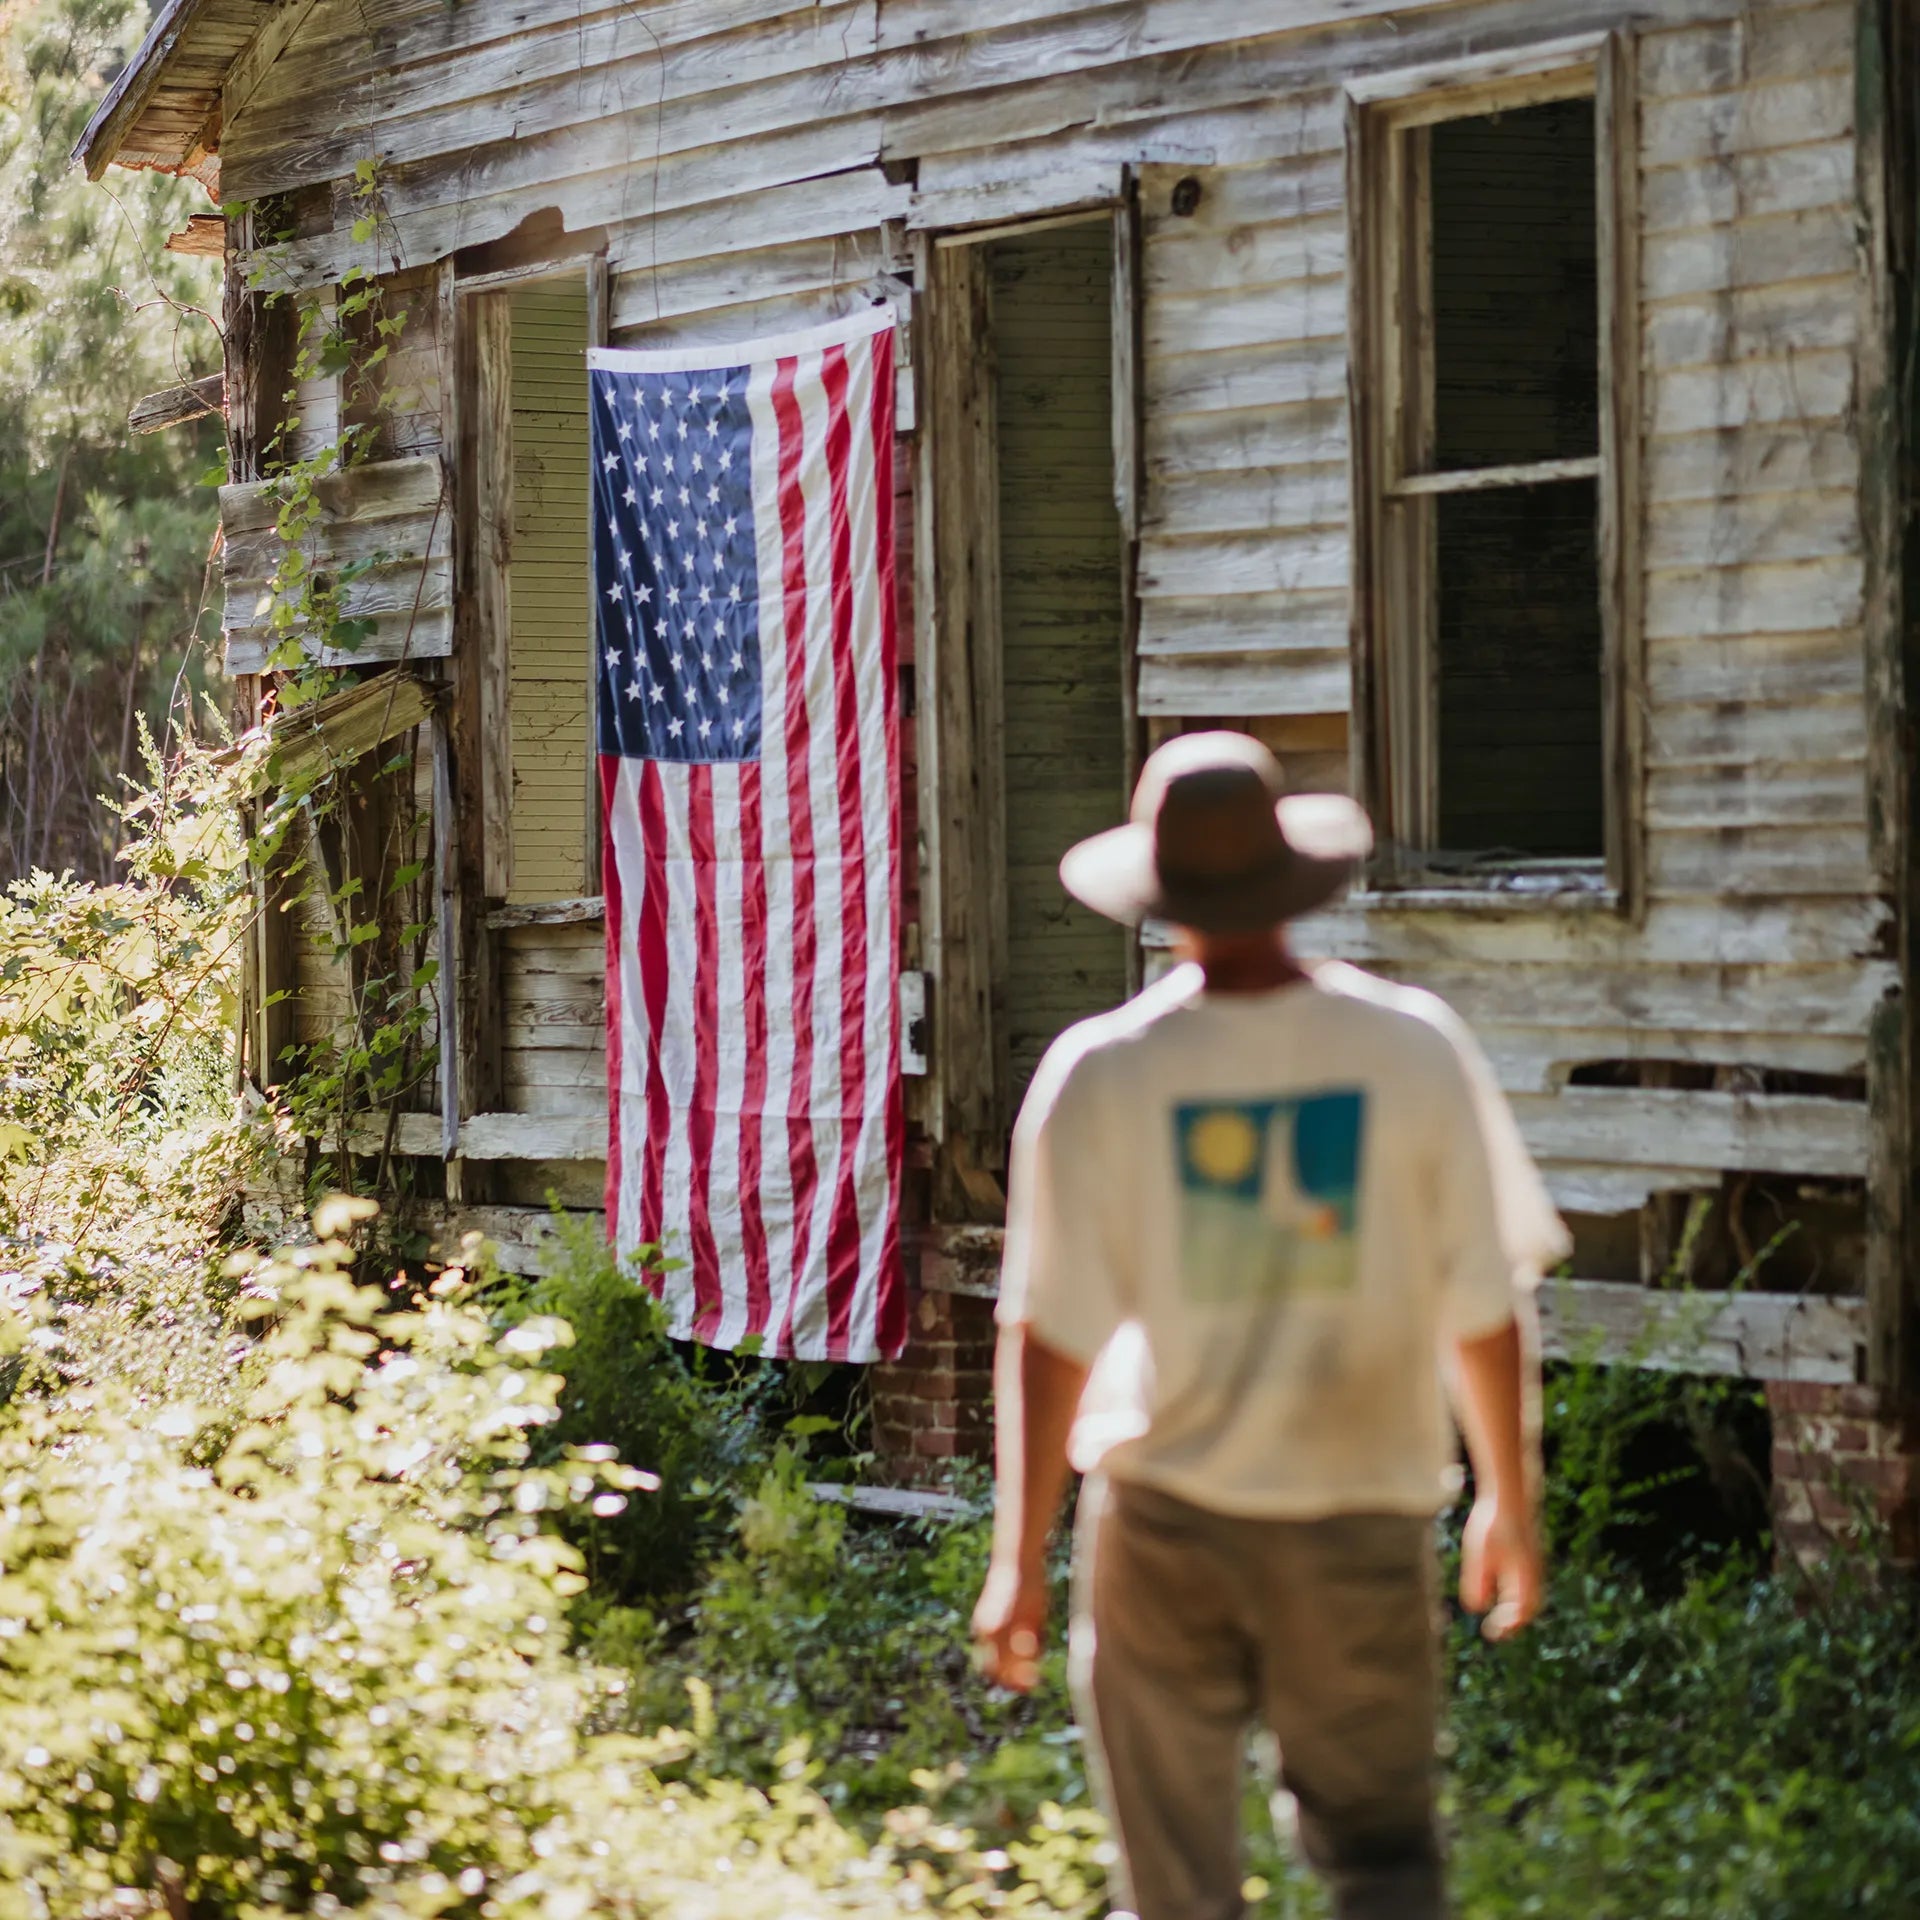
228 158 444 1219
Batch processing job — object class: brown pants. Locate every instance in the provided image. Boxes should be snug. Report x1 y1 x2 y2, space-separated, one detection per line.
1069 1477 1445 1920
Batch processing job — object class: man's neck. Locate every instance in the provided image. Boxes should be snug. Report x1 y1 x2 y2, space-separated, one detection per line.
1185 928 1311 996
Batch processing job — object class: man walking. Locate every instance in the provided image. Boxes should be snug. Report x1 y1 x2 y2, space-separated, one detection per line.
972 733 1567 1920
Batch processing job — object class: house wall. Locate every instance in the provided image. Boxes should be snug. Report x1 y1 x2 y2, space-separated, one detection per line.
219 0 1889 1361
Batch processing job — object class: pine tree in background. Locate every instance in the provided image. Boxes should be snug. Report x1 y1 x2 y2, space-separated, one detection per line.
0 0 222 882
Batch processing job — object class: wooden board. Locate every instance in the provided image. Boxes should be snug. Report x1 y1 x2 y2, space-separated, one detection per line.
220 455 452 671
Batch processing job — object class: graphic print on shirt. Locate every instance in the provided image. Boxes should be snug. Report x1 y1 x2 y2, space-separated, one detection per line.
1174 1090 1365 1303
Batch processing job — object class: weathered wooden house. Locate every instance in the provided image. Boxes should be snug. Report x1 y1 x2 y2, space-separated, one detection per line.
79 0 1920 1548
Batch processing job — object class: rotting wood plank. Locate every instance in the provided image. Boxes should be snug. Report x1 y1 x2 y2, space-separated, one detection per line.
1370 958 1894 1038
905 1224 1865 1382
129 371 225 433
1508 1087 1869 1178
1536 1279 1865 1384
1298 893 1890 967
228 0 881 204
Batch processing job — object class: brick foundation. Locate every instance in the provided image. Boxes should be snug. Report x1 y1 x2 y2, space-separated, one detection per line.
871 1288 996 1478
1767 1381 1920 1568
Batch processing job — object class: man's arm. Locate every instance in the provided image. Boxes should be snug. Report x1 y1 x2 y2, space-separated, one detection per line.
1449 1302 1545 1641
971 1323 1090 1691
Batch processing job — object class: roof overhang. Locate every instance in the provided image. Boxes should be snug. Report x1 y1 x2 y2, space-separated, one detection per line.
72 0 269 193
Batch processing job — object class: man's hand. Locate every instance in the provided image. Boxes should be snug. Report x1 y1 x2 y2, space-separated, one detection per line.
971 1559 1049 1692
1459 1494 1543 1642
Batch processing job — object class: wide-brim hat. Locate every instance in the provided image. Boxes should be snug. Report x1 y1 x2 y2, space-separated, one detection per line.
1060 731 1373 934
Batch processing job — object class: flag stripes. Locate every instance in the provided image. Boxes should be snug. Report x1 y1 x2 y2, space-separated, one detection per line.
591 309 904 1362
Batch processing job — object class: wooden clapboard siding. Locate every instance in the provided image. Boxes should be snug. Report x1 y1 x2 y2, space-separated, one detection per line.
219 455 451 673
506 278 592 905
191 0 1894 1251
500 922 606 1120
989 220 1131 1109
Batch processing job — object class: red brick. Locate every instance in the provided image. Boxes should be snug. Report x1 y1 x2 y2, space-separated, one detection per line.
912 1428 961 1459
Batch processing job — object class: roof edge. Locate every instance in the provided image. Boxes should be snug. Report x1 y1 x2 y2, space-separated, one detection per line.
72 0 216 181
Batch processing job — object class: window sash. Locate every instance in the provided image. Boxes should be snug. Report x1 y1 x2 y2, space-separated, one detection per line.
1346 36 1643 909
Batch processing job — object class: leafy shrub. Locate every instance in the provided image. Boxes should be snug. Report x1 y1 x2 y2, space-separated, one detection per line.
0 1203 915 1918
490 1216 774 1610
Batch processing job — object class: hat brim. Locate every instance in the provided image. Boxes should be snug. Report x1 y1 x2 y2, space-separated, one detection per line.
1059 793 1373 934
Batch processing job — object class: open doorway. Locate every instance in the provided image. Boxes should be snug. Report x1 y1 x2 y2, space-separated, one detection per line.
920 209 1136 1181
985 220 1133 1113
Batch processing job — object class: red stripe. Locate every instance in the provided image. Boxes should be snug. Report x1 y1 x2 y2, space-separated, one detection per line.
818 344 866 1362
737 764 773 1338
636 759 671 1287
770 356 820 1356
600 754 626 1246
869 334 908 1360
685 765 724 1343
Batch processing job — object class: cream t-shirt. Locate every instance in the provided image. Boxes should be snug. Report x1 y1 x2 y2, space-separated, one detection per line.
996 960 1569 1518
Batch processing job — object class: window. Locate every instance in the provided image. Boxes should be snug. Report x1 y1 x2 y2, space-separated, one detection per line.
1348 40 1640 900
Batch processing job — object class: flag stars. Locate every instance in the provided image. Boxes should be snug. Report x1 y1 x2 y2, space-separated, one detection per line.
606 582 623 601
718 449 733 471
650 684 665 706
636 584 652 605
626 679 643 702
617 419 632 440
650 486 665 507
699 718 713 740
623 486 638 508
667 716 684 739
677 417 691 440
602 450 619 471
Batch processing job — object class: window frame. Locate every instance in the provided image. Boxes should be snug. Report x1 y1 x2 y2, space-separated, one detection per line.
1346 34 1643 912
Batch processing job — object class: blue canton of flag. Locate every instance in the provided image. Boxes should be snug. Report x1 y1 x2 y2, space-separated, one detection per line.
591 364 762 764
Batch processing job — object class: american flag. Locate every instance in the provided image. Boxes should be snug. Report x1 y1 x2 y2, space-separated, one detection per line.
589 309 905 1362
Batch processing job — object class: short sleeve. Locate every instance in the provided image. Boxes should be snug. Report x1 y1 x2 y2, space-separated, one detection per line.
996 1035 1128 1366
1424 1005 1571 1340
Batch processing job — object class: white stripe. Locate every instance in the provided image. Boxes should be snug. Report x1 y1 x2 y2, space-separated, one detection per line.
842 332 899 1360
707 764 750 1350
608 756 651 1259
656 764 700 1341
591 307 896 376
792 347 847 1358
746 355 799 1346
